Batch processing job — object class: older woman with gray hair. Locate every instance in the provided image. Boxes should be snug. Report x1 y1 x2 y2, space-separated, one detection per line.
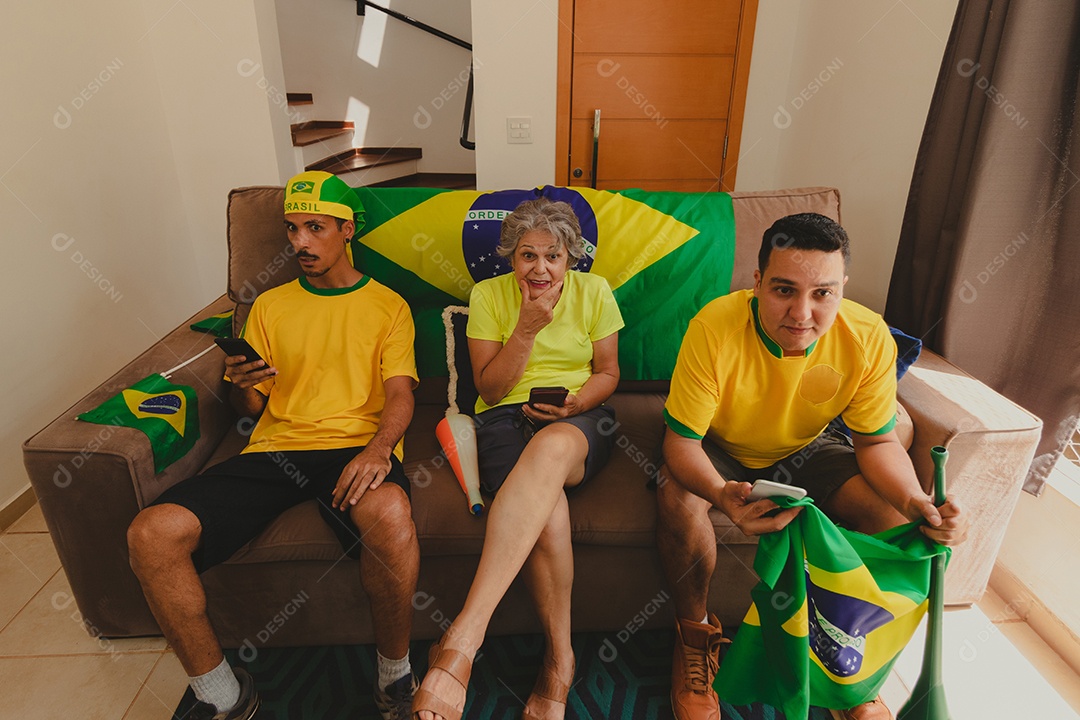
413 198 623 720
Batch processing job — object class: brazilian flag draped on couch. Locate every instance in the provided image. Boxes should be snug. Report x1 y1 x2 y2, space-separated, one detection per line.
715 496 950 718
349 186 736 379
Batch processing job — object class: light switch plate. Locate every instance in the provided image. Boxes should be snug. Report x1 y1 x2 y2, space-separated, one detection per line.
507 116 532 144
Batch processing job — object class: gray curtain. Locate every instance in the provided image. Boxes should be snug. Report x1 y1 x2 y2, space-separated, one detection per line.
886 0 1080 495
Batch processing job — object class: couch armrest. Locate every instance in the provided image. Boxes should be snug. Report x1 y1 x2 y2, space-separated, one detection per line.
21 295 238 637
898 349 1042 605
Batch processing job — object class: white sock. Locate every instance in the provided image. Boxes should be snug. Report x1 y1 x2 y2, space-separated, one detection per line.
700 614 710 625
190 656 241 712
377 650 412 692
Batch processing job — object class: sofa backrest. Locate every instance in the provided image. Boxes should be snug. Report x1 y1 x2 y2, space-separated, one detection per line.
225 185 841 348
226 187 299 335
727 187 841 291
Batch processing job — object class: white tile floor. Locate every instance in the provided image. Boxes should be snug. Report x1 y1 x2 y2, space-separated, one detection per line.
2 501 1079 719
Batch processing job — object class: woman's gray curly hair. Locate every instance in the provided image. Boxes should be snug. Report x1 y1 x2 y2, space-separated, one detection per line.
496 197 586 265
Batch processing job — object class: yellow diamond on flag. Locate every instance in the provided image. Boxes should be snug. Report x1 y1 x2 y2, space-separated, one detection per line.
574 187 699 291
359 192 481 301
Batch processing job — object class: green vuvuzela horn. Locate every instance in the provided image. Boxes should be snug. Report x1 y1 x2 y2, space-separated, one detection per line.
898 445 953 720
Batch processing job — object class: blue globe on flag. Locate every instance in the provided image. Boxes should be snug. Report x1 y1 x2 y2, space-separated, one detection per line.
461 188 599 284
138 394 182 416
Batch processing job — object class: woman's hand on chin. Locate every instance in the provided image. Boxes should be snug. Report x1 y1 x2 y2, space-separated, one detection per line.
523 392 582 421
516 277 563 337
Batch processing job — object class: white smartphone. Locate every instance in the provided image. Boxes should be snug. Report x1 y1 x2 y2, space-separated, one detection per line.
747 479 807 502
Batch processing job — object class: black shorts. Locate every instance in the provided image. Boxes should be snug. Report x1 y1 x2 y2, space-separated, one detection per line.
700 427 860 503
150 446 410 573
473 404 617 495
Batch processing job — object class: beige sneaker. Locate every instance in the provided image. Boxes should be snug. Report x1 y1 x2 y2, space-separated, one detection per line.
830 696 894 720
671 614 728 720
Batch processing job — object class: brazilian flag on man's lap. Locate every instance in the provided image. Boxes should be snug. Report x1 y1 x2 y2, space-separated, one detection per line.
77 374 200 473
715 496 949 719
350 186 736 379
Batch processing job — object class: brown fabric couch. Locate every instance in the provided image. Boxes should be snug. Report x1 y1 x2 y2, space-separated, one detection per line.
22 186 1043 650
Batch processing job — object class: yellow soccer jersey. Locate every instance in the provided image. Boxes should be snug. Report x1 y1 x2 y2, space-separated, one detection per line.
239 275 417 459
467 270 624 414
664 289 897 469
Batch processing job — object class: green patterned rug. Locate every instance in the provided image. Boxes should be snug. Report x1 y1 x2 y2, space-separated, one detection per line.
173 629 832 719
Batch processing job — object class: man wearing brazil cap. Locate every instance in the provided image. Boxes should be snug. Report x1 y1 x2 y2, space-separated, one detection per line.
127 171 421 720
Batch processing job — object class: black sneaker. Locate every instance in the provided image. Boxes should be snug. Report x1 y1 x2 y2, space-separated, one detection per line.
373 672 418 720
188 667 260 720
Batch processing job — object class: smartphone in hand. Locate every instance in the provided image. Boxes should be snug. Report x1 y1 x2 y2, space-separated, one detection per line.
528 386 569 408
214 337 265 366
747 479 807 502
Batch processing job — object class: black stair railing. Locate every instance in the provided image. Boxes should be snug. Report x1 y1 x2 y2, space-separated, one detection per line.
356 0 476 150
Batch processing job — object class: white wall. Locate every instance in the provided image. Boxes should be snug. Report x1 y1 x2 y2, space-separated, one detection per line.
1 0 286 509
469 0 958 310
470 0 559 190
274 0 477 175
731 0 958 311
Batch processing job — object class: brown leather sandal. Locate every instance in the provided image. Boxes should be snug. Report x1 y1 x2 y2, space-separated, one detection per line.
521 655 575 720
411 638 473 720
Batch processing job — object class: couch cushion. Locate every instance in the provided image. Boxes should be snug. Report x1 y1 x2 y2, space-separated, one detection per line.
227 187 295 302
226 187 295 336
728 187 841 291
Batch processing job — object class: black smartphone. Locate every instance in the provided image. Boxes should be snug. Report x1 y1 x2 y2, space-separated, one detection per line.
214 337 266 366
528 386 569 408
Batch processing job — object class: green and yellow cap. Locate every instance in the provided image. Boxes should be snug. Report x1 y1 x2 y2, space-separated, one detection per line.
283 171 364 232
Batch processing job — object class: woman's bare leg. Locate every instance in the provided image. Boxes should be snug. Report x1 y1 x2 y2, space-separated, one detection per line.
521 492 575 719
415 423 587 720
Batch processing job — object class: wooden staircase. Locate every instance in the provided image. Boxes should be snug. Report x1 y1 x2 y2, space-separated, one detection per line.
291 121 354 147
288 97 475 190
308 146 422 175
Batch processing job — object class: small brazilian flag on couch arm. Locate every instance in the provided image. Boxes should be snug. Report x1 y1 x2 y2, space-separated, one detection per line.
189 310 233 338
77 374 200 473
715 497 949 719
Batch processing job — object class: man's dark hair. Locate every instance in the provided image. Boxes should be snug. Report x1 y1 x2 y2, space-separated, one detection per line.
758 213 850 273
334 217 347 230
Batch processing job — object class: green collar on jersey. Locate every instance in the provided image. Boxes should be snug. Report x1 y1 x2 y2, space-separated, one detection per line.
299 274 370 296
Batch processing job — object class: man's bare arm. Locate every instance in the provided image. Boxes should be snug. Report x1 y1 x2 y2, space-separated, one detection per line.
331 375 416 509
362 375 416 461
662 429 800 536
852 430 968 545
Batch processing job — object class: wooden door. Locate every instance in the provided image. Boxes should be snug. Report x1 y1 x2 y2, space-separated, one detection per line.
556 0 758 192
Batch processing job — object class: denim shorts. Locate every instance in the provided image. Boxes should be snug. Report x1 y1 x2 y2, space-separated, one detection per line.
473 403 617 495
